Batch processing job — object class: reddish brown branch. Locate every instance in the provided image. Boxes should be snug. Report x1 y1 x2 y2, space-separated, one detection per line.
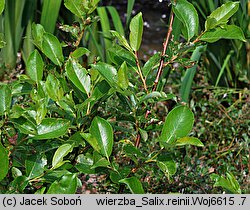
152 10 175 92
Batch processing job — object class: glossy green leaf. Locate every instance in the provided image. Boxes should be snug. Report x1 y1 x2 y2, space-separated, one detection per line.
0 85 11 116
32 23 45 49
110 30 133 52
201 25 246 43
47 173 77 194
175 137 204 147
157 159 177 176
173 0 199 41
65 58 91 95
90 117 114 158
0 0 5 14
118 62 129 89
71 47 90 58
161 105 194 144
75 153 95 174
52 144 74 169
108 45 137 70
129 12 143 51
11 117 37 135
0 143 8 181
42 33 64 66
93 62 118 88
91 157 110 169
32 118 70 140
205 2 239 30
45 74 64 101
119 177 144 194
139 91 175 104
64 0 84 18
26 155 47 179
26 50 44 83
142 52 160 77
81 133 101 154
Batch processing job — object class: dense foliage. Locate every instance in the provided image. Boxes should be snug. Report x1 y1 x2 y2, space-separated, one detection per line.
0 0 248 194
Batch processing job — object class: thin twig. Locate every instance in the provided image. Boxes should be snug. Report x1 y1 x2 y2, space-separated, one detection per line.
135 51 148 93
152 10 175 91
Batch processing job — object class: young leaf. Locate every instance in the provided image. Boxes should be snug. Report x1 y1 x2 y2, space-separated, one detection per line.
25 155 47 179
175 137 204 147
32 118 70 140
65 58 91 95
90 116 114 159
161 105 194 144
129 12 143 51
119 177 145 194
172 0 199 41
92 62 118 88
0 143 8 181
26 50 44 83
205 2 239 31
117 62 129 90
201 25 246 43
52 144 74 169
42 33 64 66
0 85 11 116
47 173 77 194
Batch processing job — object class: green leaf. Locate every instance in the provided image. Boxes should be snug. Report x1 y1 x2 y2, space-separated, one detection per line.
26 50 44 83
65 58 91 95
157 159 177 176
32 23 45 50
64 0 84 18
0 0 5 15
42 32 64 66
110 30 133 52
45 74 64 101
52 144 74 169
47 173 77 194
210 172 241 194
75 153 95 174
119 177 144 194
107 6 125 36
11 117 37 135
142 52 160 77
117 62 129 90
0 85 11 116
26 155 47 179
71 47 90 58
173 0 199 41
0 143 9 181
129 12 143 51
91 157 110 169
90 117 114 159
161 105 194 144
108 45 137 70
205 2 239 30
201 25 246 43
81 133 101 153
175 137 204 147
139 91 175 104
32 118 70 140
92 62 118 88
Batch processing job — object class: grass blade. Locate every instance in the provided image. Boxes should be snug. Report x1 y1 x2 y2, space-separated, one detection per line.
97 7 112 62
107 6 125 36
215 50 234 87
40 0 62 34
126 0 135 27
180 45 206 102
